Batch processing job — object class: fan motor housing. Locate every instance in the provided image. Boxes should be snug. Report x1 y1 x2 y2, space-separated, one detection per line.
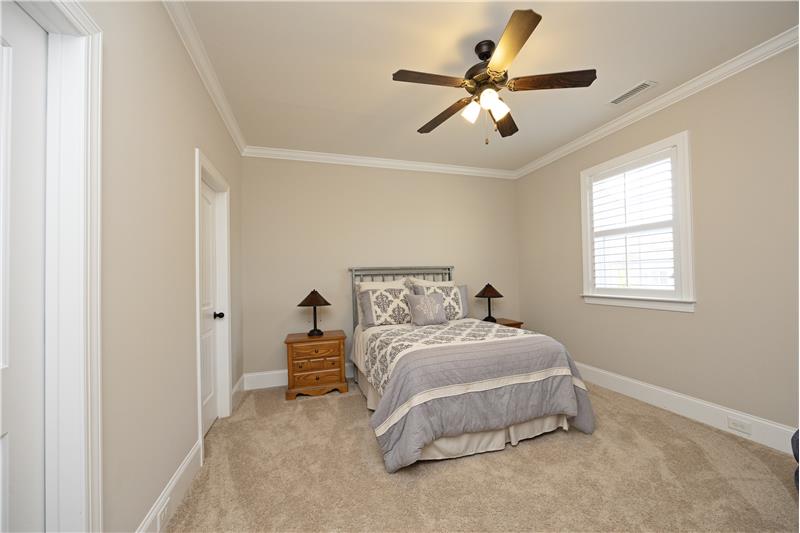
465 40 508 91
464 60 489 83
464 64 507 95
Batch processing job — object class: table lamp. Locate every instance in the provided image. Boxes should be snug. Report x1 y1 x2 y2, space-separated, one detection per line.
475 284 503 322
297 289 330 337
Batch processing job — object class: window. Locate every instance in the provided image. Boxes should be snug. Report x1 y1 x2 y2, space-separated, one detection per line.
580 131 694 312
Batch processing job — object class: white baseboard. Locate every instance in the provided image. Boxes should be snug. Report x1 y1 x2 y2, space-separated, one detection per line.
244 363 355 391
577 362 795 454
243 369 288 390
136 439 202 532
231 374 244 409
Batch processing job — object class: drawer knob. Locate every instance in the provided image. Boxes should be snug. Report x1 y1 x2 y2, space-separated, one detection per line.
314 349 319 353
315 375 320 381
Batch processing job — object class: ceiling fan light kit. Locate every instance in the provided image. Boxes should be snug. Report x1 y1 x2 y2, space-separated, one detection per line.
479 87 499 109
489 98 510 120
460 100 481 124
392 9 597 141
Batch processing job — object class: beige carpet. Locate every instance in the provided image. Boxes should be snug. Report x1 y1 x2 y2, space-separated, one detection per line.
168 383 797 532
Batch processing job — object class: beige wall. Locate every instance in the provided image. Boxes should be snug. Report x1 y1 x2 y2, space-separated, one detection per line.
85 3 243 530
241 158 520 373
516 49 798 427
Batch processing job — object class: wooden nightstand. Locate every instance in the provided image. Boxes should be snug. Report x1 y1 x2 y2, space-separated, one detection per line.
496 318 524 329
284 330 348 400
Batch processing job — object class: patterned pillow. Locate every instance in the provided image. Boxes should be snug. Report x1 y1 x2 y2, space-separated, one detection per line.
356 279 407 324
412 283 469 319
415 285 463 321
405 293 447 326
457 285 469 318
358 287 412 327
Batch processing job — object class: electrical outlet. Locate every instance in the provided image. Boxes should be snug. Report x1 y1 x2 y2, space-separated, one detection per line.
727 416 752 435
156 498 170 532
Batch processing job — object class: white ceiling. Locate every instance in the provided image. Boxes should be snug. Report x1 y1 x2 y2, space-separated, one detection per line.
186 2 797 170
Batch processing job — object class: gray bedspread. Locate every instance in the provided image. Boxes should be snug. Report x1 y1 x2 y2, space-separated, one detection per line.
364 319 594 472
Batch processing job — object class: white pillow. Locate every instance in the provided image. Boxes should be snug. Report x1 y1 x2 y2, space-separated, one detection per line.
355 278 407 325
357 278 407 291
405 277 455 289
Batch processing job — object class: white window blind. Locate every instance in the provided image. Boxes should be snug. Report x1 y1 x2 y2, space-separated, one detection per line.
580 132 694 312
592 155 675 291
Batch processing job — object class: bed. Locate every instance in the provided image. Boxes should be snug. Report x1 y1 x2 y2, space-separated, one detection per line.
349 266 594 472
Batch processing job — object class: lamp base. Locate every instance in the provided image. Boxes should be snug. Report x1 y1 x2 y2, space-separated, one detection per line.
307 328 324 337
483 316 497 323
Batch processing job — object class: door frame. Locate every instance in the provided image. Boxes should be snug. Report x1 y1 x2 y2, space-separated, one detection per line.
2 1 103 531
194 148 232 464
0 29 11 533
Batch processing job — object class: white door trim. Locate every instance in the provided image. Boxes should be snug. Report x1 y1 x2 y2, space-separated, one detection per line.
14 1 103 531
194 149 232 464
0 34 12 533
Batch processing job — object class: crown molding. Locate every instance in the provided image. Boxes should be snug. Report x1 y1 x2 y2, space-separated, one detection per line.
514 25 799 178
241 145 519 179
163 1 247 153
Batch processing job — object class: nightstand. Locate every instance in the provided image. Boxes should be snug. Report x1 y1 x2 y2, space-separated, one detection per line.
284 330 348 400
496 318 524 329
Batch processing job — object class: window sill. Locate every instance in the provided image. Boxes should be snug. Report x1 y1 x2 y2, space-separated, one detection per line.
582 294 695 313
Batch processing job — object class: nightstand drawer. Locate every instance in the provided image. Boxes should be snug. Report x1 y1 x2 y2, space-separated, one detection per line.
293 369 341 388
292 357 340 373
292 341 340 359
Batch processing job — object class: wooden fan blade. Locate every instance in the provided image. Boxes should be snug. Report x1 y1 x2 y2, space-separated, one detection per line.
393 70 467 88
487 10 542 75
489 110 519 138
418 98 472 133
507 69 597 91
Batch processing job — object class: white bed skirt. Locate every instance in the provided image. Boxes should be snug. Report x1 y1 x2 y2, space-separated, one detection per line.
356 370 569 461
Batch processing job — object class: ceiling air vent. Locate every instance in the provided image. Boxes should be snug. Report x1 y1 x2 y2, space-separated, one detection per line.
610 80 657 105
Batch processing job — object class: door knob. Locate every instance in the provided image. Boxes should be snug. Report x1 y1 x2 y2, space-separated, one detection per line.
213 312 225 320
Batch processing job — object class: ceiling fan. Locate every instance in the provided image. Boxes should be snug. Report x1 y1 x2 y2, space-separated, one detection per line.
392 9 597 139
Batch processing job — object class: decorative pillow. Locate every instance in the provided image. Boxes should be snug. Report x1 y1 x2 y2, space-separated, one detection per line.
356 278 407 325
405 277 455 290
412 283 469 319
357 278 407 292
358 287 412 327
413 284 463 321
405 293 447 326
457 285 469 318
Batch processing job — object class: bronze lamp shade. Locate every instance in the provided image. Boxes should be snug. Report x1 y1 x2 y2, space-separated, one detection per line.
475 284 503 322
298 289 330 337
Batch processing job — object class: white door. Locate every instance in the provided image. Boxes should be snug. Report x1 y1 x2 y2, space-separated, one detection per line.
199 181 219 435
0 2 48 531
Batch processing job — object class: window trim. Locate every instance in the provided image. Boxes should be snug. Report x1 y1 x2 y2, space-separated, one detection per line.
580 131 695 312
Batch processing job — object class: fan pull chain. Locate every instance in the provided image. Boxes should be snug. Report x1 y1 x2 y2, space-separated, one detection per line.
484 110 490 145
